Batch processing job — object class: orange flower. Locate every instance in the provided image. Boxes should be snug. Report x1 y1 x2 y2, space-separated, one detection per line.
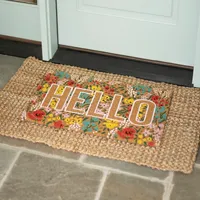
148 141 155 147
27 110 45 121
118 128 136 139
54 120 64 128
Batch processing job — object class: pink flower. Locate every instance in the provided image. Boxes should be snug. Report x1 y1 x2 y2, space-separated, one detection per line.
96 108 105 115
100 103 110 109
45 107 52 112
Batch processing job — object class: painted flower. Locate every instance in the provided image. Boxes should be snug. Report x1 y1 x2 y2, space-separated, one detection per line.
91 85 102 91
21 111 26 121
100 103 110 109
44 73 58 84
138 134 144 139
137 139 143 145
82 117 99 132
123 98 134 105
54 120 64 128
44 107 51 112
50 101 57 109
117 127 136 139
37 85 42 91
151 95 160 104
74 117 83 125
76 84 82 88
104 120 119 129
67 80 75 86
143 129 151 136
42 93 46 99
27 109 45 121
55 85 65 95
101 95 110 102
41 87 48 92
148 141 155 147
159 99 169 107
128 105 132 111
146 137 153 142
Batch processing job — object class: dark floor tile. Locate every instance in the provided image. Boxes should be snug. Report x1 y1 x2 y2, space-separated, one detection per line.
0 38 42 59
52 48 193 87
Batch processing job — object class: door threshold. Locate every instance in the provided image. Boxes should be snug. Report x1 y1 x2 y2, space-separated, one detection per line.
59 45 193 70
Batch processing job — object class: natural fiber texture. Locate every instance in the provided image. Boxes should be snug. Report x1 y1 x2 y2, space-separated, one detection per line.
0 57 200 173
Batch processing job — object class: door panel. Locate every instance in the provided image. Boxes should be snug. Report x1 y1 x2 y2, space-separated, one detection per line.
57 0 200 65
83 0 173 17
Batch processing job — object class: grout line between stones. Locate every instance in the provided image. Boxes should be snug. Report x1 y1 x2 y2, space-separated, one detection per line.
162 171 174 200
195 163 200 169
78 154 87 163
94 170 109 200
0 143 165 184
0 150 21 189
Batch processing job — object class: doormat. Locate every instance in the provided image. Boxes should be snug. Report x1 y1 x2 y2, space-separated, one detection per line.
0 57 200 173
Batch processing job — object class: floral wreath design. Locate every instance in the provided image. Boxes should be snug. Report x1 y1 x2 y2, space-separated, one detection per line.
24 71 172 147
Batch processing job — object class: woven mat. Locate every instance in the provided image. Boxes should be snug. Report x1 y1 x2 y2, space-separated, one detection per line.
0 57 200 173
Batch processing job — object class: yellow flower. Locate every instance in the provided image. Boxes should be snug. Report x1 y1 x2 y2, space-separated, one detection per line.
56 116 61 120
137 139 143 145
48 113 53 118
43 83 49 88
55 86 65 95
141 104 147 109
138 113 143 118
143 138 147 142
101 95 110 102
52 117 56 121
128 98 134 104
74 117 83 124
91 85 101 91
50 101 57 109
64 118 71 124
41 87 48 92
147 137 152 142
138 134 144 139
123 98 129 104
123 98 134 105
47 118 52 122
104 120 119 129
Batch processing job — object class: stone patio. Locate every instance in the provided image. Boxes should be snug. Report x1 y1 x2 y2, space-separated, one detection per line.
0 54 200 200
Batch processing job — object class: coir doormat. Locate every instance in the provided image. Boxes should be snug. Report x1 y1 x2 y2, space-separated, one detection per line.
0 57 200 173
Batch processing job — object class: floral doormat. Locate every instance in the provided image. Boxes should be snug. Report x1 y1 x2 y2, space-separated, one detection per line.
0 57 200 173
25 70 172 147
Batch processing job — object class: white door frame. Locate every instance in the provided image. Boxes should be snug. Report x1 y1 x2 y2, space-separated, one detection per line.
39 0 58 61
193 13 200 88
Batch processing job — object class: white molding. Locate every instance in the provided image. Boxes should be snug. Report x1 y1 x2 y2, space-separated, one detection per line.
38 0 58 61
0 0 40 41
193 13 200 87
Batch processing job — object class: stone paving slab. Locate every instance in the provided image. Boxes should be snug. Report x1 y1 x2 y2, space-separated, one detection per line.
0 54 24 88
0 152 102 200
0 147 17 181
170 168 200 200
196 148 200 164
0 136 80 160
100 173 164 200
85 156 169 179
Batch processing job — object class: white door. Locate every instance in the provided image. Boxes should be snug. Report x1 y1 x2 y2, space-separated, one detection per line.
57 0 200 66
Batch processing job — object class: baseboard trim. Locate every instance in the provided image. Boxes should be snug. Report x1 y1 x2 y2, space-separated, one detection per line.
59 44 193 70
0 35 41 45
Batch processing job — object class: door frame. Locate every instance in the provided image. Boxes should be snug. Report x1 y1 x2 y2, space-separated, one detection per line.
39 0 58 61
193 13 200 87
